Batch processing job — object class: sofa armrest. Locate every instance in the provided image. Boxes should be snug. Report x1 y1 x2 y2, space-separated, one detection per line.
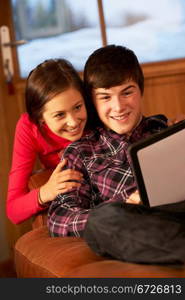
28 169 53 190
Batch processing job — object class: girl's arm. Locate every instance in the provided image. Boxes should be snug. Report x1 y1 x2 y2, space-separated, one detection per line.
7 116 83 224
6 117 45 224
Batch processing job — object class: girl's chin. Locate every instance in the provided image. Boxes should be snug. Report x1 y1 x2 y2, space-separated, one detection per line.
65 130 84 141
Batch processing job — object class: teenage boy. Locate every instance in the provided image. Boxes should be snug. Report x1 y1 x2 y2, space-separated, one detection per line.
47 45 168 237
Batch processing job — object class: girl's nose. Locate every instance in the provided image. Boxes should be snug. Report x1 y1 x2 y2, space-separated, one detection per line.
66 115 78 127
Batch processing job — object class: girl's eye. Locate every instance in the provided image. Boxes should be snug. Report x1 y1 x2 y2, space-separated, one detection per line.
55 112 65 118
75 104 82 110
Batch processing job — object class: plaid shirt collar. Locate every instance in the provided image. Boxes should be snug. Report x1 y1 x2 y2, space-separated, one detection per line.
97 114 167 145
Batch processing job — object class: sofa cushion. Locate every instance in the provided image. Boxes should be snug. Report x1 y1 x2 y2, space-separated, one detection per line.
14 226 104 278
14 226 185 278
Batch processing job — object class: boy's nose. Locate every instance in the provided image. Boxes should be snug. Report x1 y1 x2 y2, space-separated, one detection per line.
112 96 123 111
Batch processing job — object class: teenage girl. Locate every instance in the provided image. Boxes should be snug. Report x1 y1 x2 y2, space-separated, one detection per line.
7 59 88 224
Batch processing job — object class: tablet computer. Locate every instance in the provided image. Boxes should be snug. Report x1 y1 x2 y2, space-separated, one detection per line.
128 120 185 207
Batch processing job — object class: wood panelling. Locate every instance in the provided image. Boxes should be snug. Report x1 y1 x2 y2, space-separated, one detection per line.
143 73 185 118
0 259 16 278
143 58 185 78
141 59 185 119
0 66 32 258
0 1 32 261
15 81 26 114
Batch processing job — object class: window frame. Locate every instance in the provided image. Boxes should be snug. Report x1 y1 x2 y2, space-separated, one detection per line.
97 0 185 80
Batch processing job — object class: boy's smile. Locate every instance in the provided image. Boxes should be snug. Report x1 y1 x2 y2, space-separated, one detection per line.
92 80 142 135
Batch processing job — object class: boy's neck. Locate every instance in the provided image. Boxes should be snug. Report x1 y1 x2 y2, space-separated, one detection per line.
126 114 143 137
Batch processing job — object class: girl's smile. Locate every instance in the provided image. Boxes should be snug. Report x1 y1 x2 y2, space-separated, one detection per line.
42 87 87 141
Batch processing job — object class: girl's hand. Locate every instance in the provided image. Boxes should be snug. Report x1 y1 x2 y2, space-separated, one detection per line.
39 159 83 204
126 190 142 205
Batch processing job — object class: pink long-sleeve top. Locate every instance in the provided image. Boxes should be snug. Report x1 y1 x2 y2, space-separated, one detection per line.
7 113 71 224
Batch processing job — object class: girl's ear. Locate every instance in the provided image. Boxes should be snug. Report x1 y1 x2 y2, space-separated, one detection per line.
39 118 45 125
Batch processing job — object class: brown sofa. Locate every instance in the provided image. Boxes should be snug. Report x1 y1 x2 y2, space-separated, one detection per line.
14 170 185 278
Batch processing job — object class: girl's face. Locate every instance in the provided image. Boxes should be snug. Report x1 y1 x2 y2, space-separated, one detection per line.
42 87 87 141
92 80 142 135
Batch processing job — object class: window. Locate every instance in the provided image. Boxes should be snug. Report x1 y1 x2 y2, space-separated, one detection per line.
11 0 185 78
103 0 185 64
11 0 102 77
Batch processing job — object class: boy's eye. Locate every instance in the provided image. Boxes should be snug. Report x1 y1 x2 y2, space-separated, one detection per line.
124 91 131 96
99 95 110 101
122 90 133 97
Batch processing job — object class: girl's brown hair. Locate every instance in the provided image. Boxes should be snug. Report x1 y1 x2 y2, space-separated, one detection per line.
25 59 86 126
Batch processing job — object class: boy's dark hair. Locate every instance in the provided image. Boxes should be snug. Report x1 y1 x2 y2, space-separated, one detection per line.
84 44 144 93
83 44 144 127
25 58 88 127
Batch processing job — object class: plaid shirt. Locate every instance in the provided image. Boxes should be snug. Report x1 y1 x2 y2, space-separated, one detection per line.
48 115 167 237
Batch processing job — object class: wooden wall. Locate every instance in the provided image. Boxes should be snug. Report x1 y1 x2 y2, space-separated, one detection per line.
142 59 185 119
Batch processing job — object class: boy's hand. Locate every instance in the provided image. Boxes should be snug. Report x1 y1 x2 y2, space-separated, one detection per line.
168 114 185 126
126 190 141 205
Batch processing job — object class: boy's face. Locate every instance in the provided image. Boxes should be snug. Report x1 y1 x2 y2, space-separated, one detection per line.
92 80 142 135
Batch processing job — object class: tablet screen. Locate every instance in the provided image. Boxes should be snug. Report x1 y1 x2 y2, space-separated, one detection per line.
129 120 185 207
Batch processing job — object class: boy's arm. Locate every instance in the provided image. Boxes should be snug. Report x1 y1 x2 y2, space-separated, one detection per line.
47 178 137 237
47 146 95 237
48 197 91 237
47 143 140 237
